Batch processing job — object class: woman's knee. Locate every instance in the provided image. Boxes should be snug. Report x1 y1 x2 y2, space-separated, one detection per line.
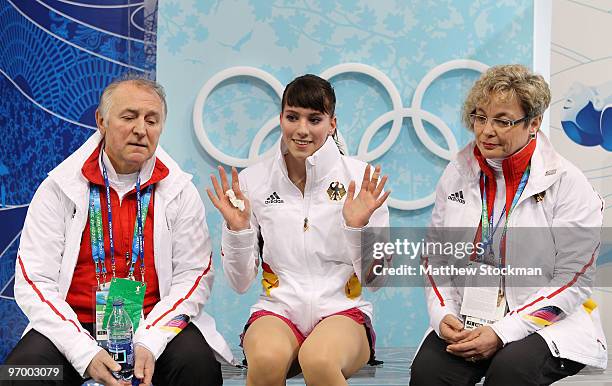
298 340 340 378
246 346 295 384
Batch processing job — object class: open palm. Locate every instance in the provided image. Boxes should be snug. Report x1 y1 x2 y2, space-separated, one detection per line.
206 166 251 231
342 165 390 228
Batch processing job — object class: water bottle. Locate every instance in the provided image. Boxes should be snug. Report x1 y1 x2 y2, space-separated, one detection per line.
107 298 134 382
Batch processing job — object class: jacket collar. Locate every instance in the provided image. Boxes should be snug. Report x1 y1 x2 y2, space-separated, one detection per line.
454 131 564 199
81 143 169 190
48 131 190 211
276 136 342 183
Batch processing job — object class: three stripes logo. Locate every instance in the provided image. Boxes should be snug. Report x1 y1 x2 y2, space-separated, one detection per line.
447 190 465 204
265 192 284 205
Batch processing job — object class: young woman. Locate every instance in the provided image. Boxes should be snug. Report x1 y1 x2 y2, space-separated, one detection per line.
207 74 390 386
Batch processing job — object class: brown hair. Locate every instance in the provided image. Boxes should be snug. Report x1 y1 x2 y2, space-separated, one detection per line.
462 64 551 130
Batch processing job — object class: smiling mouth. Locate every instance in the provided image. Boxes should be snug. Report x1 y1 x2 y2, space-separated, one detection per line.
292 139 312 146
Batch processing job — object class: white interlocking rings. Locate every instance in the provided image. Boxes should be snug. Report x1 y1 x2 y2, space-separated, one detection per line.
193 67 284 168
193 60 488 210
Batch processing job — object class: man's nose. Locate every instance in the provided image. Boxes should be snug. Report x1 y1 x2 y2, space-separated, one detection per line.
133 118 146 136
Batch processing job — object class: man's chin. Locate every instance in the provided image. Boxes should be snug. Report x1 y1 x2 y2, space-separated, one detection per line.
126 152 153 165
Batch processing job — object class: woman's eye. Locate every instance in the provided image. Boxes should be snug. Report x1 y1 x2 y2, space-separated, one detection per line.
286 115 297 121
310 118 321 124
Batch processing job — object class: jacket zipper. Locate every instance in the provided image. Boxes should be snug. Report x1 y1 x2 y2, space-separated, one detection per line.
303 162 315 331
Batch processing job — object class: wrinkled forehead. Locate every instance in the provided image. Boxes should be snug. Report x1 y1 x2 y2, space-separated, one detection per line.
111 82 165 115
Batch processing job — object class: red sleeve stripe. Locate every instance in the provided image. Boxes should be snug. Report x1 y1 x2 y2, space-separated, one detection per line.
510 243 598 315
17 256 94 340
146 254 213 329
546 244 597 299
423 257 445 307
511 296 545 315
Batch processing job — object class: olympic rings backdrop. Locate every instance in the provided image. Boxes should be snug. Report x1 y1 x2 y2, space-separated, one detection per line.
156 0 537 349
10 0 610 361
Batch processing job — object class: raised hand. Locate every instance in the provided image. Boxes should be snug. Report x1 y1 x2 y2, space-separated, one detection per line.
206 166 251 231
342 165 390 228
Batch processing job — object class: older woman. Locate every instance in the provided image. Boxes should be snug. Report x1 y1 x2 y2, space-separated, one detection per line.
410 65 606 385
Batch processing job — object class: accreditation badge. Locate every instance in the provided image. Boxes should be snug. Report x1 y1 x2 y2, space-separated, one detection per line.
94 282 111 345
460 262 506 330
102 278 146 331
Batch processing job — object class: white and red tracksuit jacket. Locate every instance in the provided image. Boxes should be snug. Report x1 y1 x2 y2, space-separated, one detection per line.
423 132 607 368
14 132 233 375
221 137 390 336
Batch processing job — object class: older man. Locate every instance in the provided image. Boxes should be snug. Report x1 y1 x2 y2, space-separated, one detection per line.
5 77 232 385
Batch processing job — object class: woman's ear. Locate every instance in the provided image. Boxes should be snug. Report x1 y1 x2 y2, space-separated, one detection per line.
530 115 542 132
329 115 337 136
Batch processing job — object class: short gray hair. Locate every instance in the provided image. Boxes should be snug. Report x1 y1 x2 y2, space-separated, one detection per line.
98 74 167 123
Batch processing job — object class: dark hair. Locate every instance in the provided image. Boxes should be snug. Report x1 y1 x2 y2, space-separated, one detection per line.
281 74 344 154
281 74 336 116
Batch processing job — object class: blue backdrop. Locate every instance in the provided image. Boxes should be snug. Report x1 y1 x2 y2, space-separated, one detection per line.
0 0 158 361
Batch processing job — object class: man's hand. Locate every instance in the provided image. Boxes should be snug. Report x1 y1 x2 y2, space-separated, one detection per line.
439 314 470 344
134 345 155 386
446 326 503 361
85 350 124 386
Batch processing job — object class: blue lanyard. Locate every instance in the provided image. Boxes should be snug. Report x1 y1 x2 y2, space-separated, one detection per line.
480 165 530 266
89 158 153 288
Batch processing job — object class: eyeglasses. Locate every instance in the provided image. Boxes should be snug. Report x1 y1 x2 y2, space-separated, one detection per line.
469 113 531 131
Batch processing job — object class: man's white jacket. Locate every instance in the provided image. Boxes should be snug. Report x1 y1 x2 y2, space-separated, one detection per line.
221 137 390 336
424 133 607 368
14 132 233 375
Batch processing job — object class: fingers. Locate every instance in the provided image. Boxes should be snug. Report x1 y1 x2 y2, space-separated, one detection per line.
345 180 356 204
231 167 245 200
447 315 465 331
447 339 478 355
143 357 154 386
369 165 381 192
134 351 145 380
100 354 121 386
361 165 371 191
218 165 231 192
205 188 220 209
372 173 388 196
210 172 224 200
94 364 120 385
101 353 121 373
453 329 473 343
375 190 391 208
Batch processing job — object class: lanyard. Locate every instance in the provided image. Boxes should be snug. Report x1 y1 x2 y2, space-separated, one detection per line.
89 160 153 288
480 165 530 267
